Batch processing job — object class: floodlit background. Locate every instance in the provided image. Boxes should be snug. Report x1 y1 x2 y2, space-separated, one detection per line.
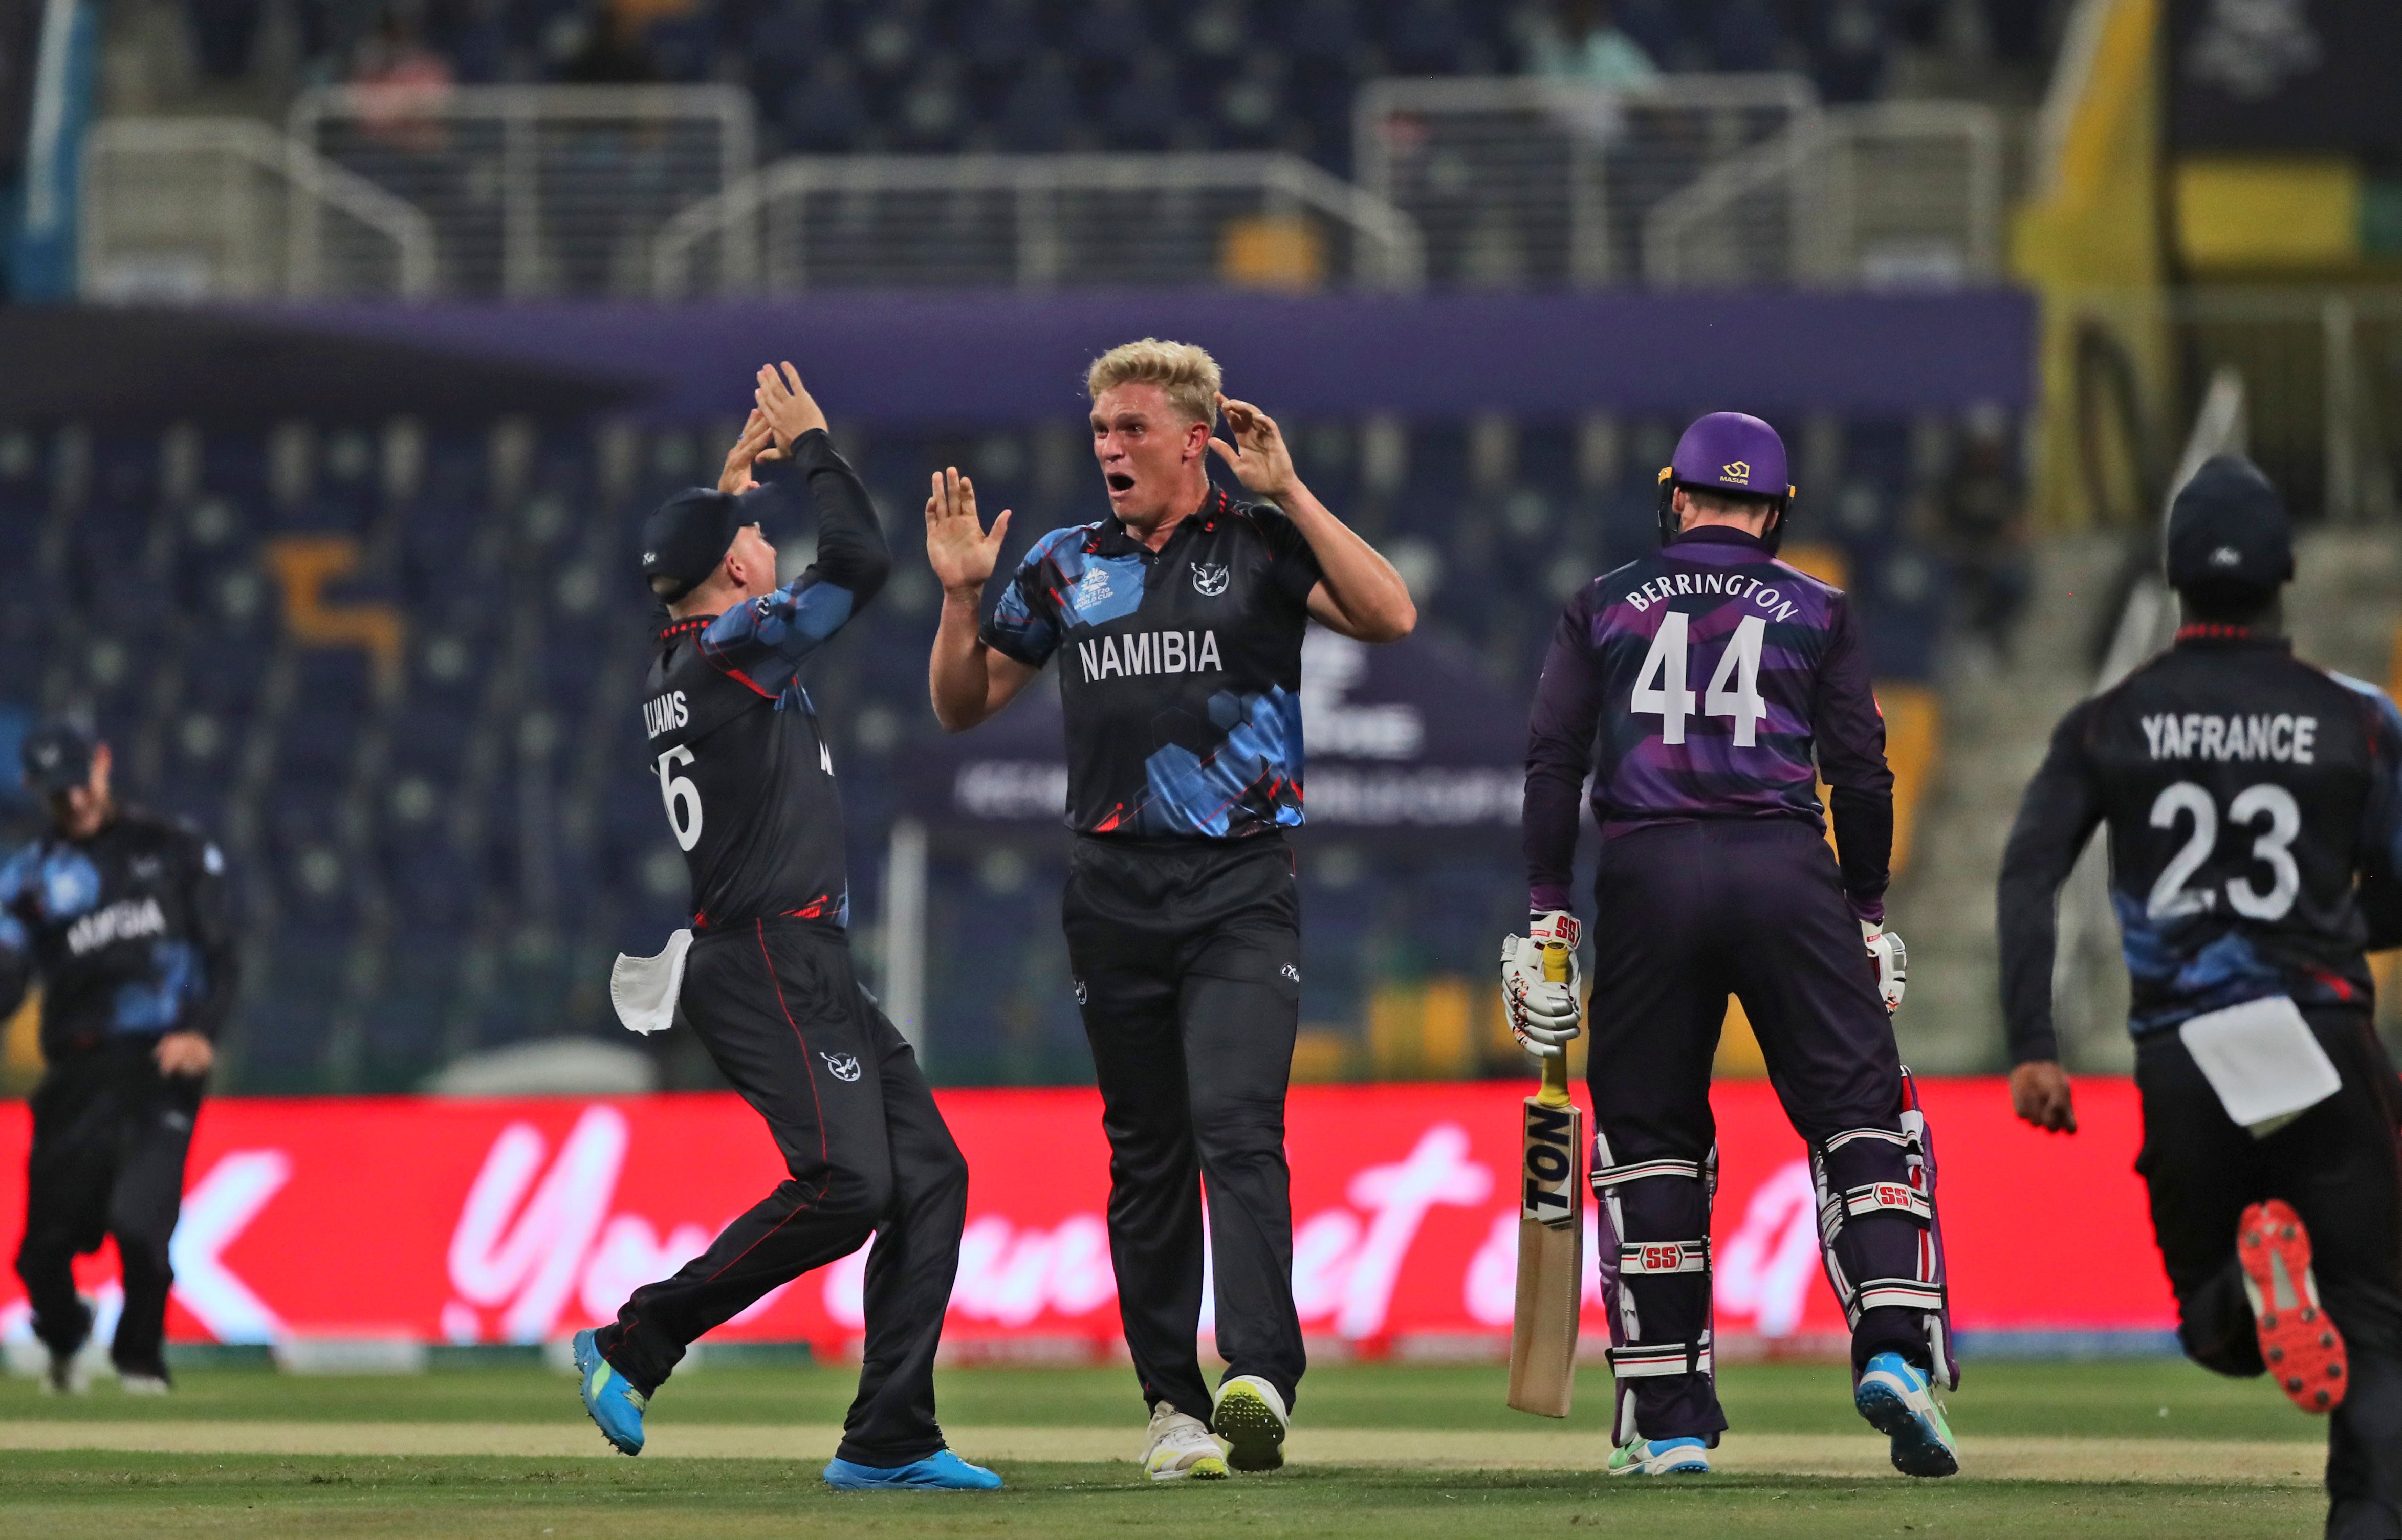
0 0 2393 1107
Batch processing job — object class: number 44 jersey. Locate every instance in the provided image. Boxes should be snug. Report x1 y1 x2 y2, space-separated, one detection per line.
1999 631 2402 1061
1522 525 1893 915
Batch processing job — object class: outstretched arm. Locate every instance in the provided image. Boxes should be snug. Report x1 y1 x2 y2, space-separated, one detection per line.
926 467 1041 731
1212 394 1416 643
755 362 889 606
696 367 887 693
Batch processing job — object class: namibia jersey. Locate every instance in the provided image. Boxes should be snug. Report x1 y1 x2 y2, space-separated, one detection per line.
980 485 1324 839
640 431 888 930
1999 632 2402 1062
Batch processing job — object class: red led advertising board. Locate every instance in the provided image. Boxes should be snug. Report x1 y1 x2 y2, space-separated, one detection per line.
0 1079 2170 1352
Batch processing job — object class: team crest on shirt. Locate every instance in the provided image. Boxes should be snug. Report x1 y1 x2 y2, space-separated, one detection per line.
1191 562 1230 597
820 1052 862 1083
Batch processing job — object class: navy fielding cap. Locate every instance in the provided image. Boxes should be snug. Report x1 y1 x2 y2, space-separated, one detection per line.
1670 412 1792 503
2166 454 2293 594
21 720 97 795
640 488 744 603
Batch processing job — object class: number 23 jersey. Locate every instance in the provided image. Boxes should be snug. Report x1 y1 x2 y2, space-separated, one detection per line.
2001 632 2402 1040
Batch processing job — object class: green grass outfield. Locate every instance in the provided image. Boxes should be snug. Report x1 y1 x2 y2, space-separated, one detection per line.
0 1360 2330 1538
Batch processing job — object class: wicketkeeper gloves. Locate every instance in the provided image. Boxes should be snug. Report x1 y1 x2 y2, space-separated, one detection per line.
1501 910 1585 1058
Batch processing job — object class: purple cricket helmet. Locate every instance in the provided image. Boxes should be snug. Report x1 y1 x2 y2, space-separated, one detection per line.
1654 411 1798 555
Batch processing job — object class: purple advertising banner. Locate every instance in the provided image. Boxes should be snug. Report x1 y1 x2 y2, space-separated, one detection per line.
270 288 2035 427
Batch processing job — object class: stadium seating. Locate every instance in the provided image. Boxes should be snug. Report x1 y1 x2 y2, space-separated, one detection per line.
2 407 1977 1089
179 0 2044 172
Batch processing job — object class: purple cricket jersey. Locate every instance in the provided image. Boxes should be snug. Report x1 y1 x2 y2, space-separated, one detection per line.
1522 525 1894 916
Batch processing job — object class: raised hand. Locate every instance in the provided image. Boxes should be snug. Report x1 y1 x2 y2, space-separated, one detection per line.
925 466 1011 598
717 409 778 495
755 361 830 452
1208 393 1299 502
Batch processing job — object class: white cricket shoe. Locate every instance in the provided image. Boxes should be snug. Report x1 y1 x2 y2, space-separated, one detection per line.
119 1372 173 1396
1210 1375 1289 1473
1142 1402 1228 1482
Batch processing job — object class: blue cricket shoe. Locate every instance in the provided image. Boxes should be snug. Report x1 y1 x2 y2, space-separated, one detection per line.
1607 1435 1711 1475
823 1449 1003 1491
573 1329 647 1456
1854 1351 1958 1477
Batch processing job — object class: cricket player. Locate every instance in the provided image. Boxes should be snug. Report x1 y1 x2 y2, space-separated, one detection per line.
924 339 1415 1480
2 721 236 1394
1513 412 1958 1477
1998 456 2402 1536
574 364 998 1493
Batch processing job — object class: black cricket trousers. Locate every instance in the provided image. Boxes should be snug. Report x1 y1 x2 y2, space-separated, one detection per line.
1063 832 1305 1424
15 1044 200 1377
594 917 968 1469
2136 1008 2402 1540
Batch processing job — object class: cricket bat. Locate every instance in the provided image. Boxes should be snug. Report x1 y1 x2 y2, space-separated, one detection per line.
1506 941 1582 1417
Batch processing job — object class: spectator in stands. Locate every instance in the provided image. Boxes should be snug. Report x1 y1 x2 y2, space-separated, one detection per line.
1937 406 2030 663
350 9 455 151
1524 0 1661 89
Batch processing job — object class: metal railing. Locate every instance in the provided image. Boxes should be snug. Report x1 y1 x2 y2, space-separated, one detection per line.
652 151 1425 296
79 117 436 301
289 84 753 299
1644 102 2004 289
1354 73 1817 287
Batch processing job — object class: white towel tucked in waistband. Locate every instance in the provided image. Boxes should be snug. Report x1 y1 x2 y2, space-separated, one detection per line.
609 929 694 1035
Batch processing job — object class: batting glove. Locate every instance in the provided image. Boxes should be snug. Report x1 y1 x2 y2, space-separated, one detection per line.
1862 919 1907 1015
1501 910 1584 1058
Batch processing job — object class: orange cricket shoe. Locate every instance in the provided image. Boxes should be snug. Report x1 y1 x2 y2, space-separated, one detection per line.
2238 1199 2348 1414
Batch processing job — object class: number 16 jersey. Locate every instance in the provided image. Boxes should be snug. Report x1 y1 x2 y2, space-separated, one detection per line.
638 432 889 933
1999 632 2402 1057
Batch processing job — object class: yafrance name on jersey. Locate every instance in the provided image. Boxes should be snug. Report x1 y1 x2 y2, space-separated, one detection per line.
1075 629 1224 684
2142 711 2318 765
